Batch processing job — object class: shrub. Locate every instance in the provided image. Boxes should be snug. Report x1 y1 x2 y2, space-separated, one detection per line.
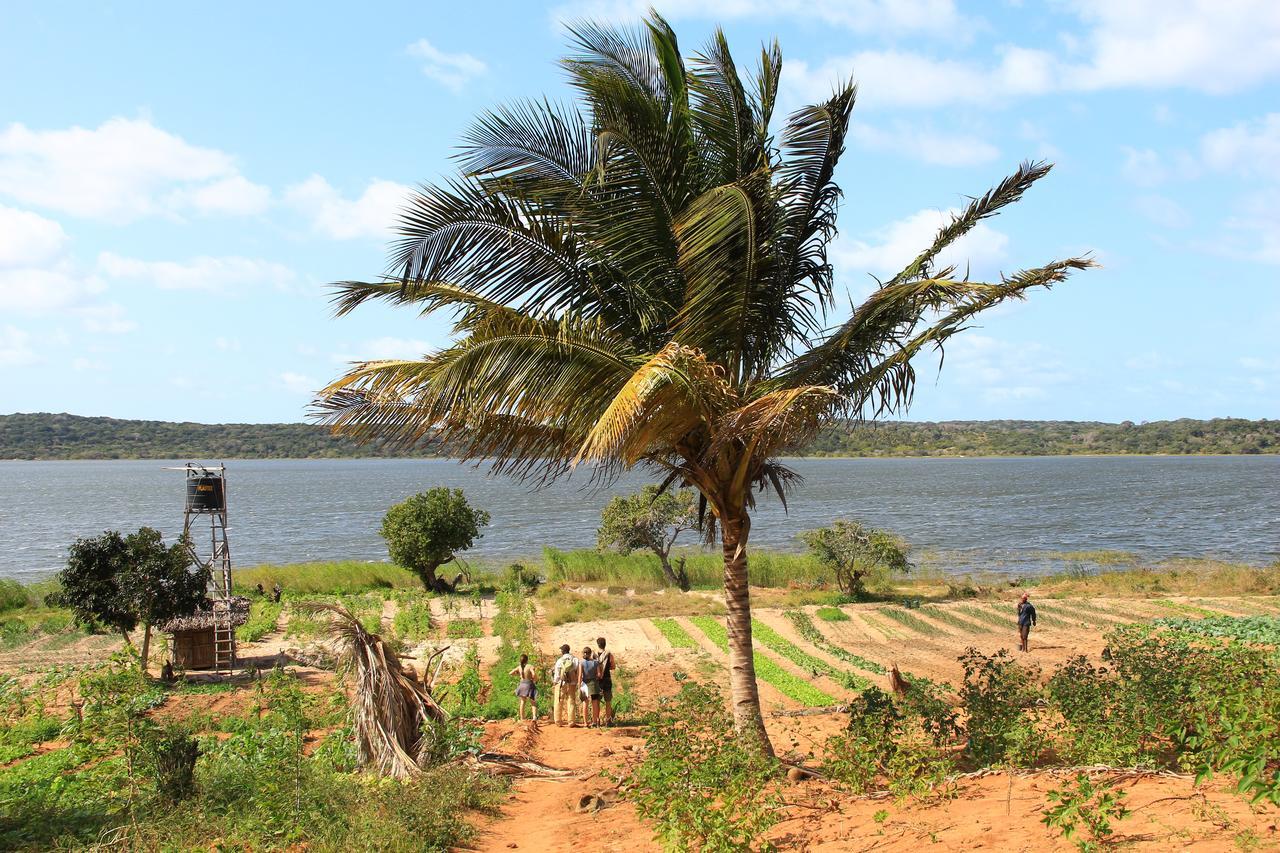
957 648 1044 767
630 680 781 852
445 618 483 639
393 600 435 643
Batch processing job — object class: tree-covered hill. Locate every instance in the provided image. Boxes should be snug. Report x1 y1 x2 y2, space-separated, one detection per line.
1 412 1275 460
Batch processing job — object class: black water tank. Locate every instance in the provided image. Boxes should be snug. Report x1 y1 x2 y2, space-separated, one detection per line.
186 476 225 512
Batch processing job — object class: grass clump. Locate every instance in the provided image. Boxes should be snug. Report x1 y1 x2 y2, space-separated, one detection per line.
234 561 418 595
652 617 699 648
816 606 849 621
0 579 30 612
688 616 835 707
543 546 828 589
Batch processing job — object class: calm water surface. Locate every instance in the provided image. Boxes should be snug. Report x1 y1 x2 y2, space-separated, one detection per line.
1 456 1276 584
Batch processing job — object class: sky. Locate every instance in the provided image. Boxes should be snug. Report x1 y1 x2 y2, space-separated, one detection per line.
1 0 1278 425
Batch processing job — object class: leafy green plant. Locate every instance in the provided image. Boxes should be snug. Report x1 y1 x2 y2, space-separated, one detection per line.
445 618 483 639
824 686 955 801
393 600 435 643
630 680 781 852
750 618 869 690
689 616 836 707
237 599 283 643
1154 614 1280 646
1042 773 1130 852
815 606 849 621
653 617 699 648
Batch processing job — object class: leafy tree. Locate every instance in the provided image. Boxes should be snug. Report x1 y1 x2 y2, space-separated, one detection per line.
380 488 490 591
801 520 910 599
60 527 208 673
315 12 1090 750
597 486 699 590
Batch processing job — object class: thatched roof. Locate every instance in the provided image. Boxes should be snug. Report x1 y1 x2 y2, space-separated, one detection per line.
160 596 251 632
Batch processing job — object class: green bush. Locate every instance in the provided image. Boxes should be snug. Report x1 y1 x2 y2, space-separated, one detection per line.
393 600 435 643
0 579 29 612
1042 773 1130 852
445 618 483 639
237 599 282 643
958 648 1045 767
630 680 781 852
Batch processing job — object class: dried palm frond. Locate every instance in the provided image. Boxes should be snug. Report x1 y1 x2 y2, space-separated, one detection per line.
301 602 446 779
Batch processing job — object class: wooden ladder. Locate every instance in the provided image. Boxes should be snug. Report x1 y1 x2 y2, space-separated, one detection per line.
213 604 236 675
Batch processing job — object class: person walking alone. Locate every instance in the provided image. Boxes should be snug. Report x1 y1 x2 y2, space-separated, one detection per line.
1017 593 1037 652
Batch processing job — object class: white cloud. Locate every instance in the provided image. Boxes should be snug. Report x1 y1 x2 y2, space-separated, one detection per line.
0 117 269 222
165 175 271 216
0 205 67 267
553 0 968 36
214 336 242 352
79 303 137 334
406 39 488 93
850 121 999 166
0 265 105 314
943 334 1071 404
71 357 108 371
279 372 319 395
284 175 409 241
0 325 36 367
833 208 1010 280
787 1 1280 110
1201 113 1280 181
97 252 295 292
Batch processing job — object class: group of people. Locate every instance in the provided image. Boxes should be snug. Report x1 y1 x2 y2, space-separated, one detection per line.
507 636 617 726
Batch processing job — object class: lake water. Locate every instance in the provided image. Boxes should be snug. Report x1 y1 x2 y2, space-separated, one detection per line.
1 456 1277 584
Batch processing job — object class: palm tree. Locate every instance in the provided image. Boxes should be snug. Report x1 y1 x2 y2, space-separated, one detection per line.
315 13 1092 752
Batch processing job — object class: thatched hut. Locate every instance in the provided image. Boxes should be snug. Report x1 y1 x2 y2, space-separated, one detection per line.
160 596 250 670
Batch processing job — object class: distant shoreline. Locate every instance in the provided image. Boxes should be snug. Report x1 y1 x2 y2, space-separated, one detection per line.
4 412 1277 460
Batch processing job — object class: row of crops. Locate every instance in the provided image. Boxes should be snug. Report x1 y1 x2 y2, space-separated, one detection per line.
1155 614 1280 646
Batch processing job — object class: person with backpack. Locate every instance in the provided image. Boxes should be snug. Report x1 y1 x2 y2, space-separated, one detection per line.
596 636 617 726
508 653 539 722
578 646 602 727
551 644 579 726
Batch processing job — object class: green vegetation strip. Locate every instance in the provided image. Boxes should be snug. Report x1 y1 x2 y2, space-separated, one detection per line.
1155 614 1280 646
815 606 849 622
919 606 988 635
785 611 886 675
652 617 698 648
876 606 949 637
956 605 1017 632
687 616 836 707
1148 598 1221 619
749 619 869 690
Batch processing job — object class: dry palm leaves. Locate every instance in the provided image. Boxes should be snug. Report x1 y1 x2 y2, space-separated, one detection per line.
302 601 446 779
306 602 570 781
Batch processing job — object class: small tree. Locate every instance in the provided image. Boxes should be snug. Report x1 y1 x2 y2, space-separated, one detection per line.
60 527 208 673
380 488 490 591
597 486 699 590
118 527 209 674
801 520 910 600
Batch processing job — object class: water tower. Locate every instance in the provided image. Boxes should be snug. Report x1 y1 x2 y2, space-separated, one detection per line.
161 463 242 673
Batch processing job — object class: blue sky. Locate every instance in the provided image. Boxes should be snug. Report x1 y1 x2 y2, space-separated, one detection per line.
2 0 1277 425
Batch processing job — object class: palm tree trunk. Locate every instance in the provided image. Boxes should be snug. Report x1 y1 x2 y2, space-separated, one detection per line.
721 512 773 755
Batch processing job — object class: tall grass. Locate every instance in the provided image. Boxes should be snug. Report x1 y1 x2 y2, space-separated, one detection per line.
233 561 418 595
542 547 827 589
